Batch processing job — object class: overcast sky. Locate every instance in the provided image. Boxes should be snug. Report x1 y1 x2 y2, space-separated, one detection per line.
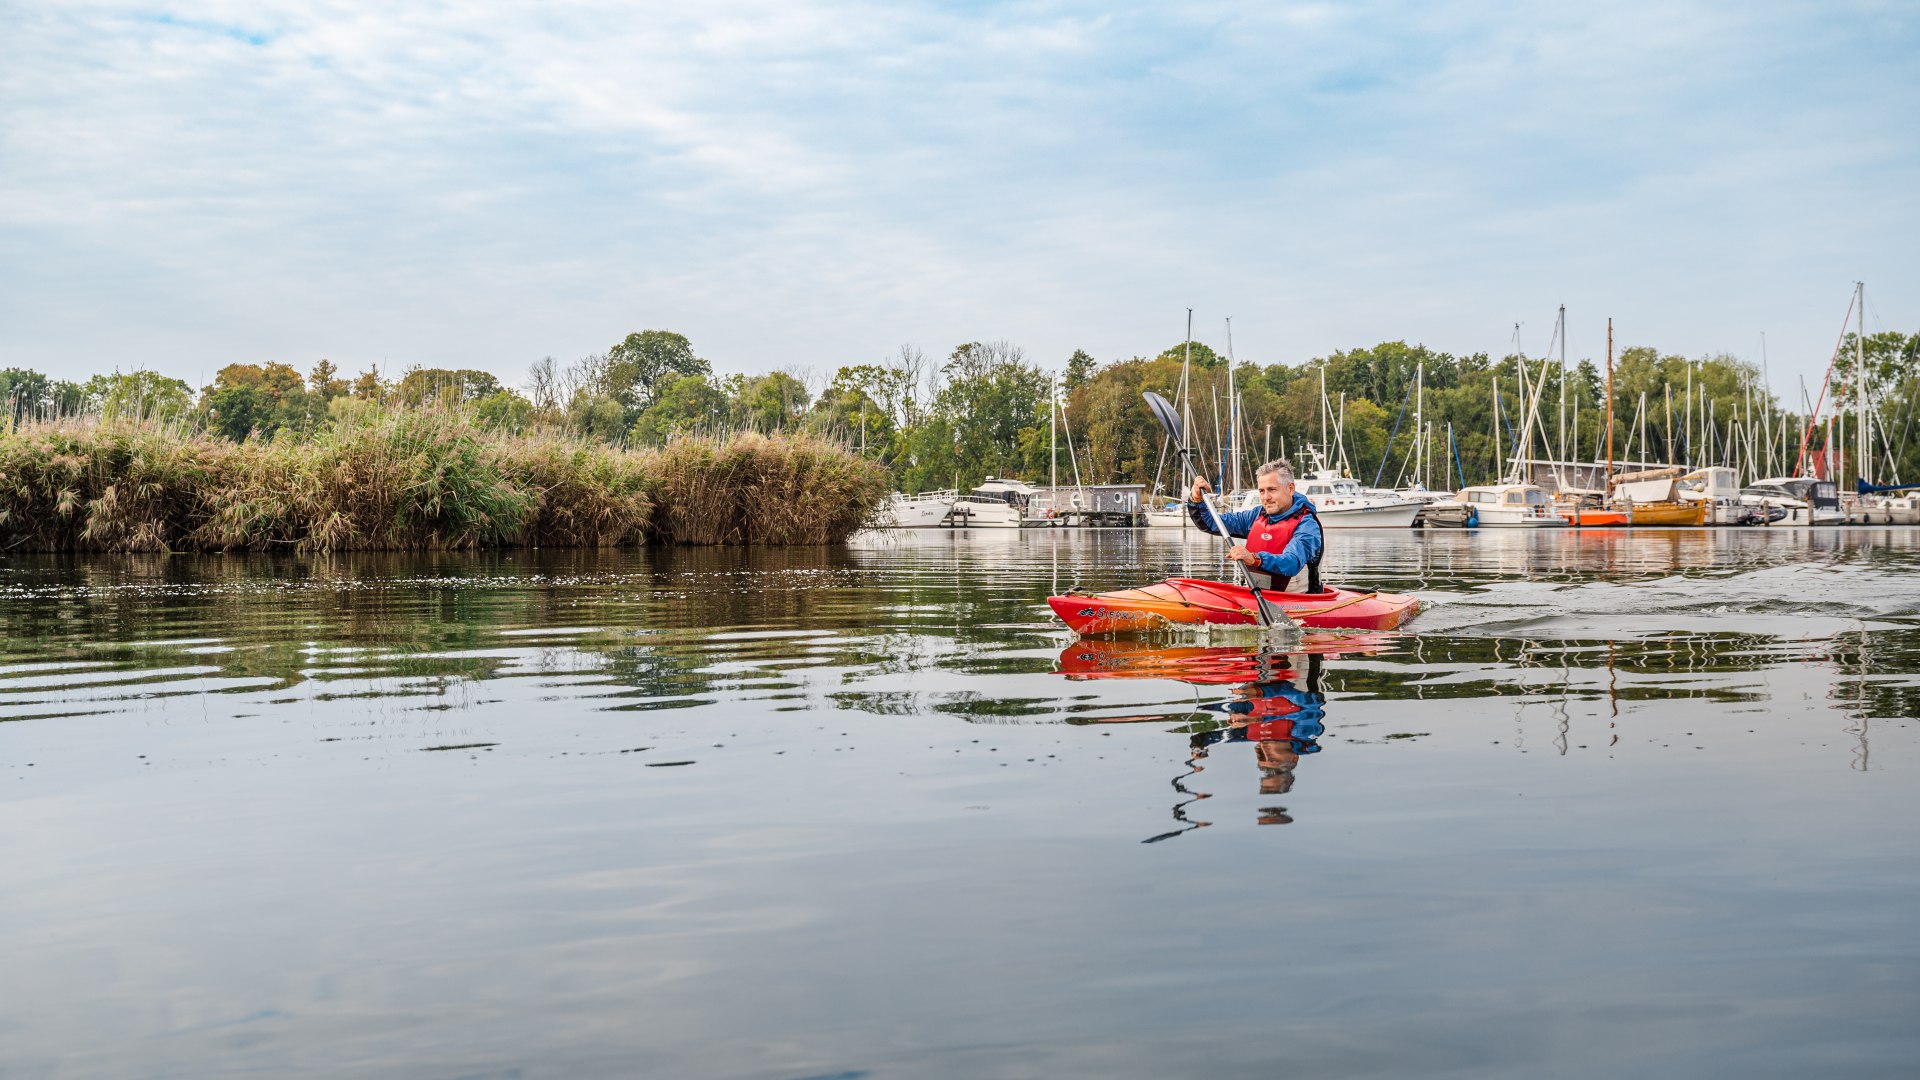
2 1 1914 400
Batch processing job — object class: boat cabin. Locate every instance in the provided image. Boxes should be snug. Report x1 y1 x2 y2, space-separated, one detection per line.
1459 484 1553 508
1748 477 1840 510
1678 468 1741 501
969 477 1039 508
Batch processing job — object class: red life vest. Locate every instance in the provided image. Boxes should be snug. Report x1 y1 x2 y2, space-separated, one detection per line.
1247 503 1320 590
1243 717 1300 742
1244 509 1308 560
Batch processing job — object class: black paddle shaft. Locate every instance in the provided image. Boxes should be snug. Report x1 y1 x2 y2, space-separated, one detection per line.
1141 392 1290 629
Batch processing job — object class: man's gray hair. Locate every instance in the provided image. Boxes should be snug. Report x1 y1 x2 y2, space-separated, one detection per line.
1254 458 1294 484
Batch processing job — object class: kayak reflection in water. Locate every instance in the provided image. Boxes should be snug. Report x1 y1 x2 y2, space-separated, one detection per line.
1188 652 1325 826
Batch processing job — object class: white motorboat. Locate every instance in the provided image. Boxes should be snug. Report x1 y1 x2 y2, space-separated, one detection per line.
1144 500 1189 528
1673 468 1786 526
946 476 1038 528
883 489 957 528
1456 483 1569 527
1743 477 1843 525
1295 471 1421 528
1847 492 1920 525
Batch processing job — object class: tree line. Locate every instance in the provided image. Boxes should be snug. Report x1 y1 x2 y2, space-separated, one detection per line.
7 325 1918 494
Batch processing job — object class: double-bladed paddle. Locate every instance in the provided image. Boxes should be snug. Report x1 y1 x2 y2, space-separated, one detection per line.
1143 391 1293 630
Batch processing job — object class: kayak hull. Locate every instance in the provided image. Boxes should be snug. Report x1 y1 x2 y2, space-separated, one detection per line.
1048 577 1418 636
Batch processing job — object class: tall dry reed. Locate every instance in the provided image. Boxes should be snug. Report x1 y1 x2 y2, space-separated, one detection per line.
0 412 881 552
640 431 891 545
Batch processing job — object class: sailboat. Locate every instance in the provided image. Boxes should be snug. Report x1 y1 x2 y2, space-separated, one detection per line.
1461 318 1569 527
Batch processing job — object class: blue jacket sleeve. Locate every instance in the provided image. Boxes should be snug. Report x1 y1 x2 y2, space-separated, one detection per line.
1255 512 1322 581
1185 499 1256 537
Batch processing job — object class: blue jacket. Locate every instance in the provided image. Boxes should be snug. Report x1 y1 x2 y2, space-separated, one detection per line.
1186 492 1323 583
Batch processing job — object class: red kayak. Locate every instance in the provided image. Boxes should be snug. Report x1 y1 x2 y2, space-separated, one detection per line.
1048 577 1418 636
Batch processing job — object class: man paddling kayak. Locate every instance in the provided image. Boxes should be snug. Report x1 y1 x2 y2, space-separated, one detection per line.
1188 459 1324 593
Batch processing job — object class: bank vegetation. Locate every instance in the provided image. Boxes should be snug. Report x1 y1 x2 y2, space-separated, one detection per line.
0 409 889 553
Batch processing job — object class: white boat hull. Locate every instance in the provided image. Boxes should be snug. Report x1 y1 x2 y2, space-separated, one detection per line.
946 499 1025 528
1473 508 1570 527
1310 500 1423 528
885 497 957 528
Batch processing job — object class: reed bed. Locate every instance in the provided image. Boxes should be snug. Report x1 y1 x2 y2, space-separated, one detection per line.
639 431 892 545
0 413 886 552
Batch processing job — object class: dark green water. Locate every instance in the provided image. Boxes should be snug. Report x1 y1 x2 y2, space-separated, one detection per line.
3 528 1918 1078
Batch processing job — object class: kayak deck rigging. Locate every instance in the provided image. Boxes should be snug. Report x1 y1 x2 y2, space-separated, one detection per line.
1049 577 1418 636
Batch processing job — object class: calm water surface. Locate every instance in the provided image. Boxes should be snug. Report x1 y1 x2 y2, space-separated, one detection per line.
3 528 1918 1079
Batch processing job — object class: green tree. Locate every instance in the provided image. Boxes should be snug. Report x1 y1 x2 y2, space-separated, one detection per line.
727 371 811 432
351 366 388 402
393 367 505 408
1153 341 1225 368
84 370 194 421
1063 349 1097 392
1 368 53 424
806 385 892 451
930 345 1049 489
200 362 308 440
629 373 729 445
473 390 534 433
607 330 708 412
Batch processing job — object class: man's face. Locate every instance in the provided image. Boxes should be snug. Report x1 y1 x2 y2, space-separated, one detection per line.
1257 472 1293 515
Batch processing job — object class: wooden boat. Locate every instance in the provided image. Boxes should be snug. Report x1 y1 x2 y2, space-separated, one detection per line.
1623 500 1708 526
1048 577 1418 636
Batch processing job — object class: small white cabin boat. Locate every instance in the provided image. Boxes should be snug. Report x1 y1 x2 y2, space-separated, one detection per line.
1456 483 1568 527
884 489 957 528
947 477 1038 528
1743 477 1842 526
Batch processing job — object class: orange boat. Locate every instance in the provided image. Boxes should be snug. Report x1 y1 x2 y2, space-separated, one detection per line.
1562 507 1628 526
1047 577 1419 636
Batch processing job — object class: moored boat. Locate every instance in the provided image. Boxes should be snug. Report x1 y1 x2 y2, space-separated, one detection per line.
1296 471 1422 528
883 489 957 528
1048 577 1419 636
946 476 1040 527
1562 507 1628 526
1457 483 1568 527
1621 500 1708 526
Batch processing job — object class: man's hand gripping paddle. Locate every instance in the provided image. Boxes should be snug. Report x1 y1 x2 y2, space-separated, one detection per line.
1142 391 1294 631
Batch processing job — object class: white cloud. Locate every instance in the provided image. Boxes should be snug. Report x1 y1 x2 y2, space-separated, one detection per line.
0 0 1913 396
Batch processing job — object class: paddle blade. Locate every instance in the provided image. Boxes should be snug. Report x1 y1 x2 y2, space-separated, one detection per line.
1250 588 1297 631
1143 391 1184 446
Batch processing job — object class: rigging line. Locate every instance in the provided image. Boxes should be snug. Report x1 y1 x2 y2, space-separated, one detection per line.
1372 381 1412 489
1794 289 1859 476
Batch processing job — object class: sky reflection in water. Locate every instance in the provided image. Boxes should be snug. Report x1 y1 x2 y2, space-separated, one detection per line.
1 528 1917 1078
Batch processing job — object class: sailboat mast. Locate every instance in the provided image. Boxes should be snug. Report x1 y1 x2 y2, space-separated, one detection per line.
1226 317 1239 490
1415 361 1424 488
1605 318 1615 493
1319 365 1329 462
1182 308 1194 478
1856 280 1867 487
1557 305 1567 466
1493 378 1503 483
1050 376 1058 495
1665 384 1674 464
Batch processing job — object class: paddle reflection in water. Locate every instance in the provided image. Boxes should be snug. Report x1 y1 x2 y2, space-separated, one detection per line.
1059 637 1391 839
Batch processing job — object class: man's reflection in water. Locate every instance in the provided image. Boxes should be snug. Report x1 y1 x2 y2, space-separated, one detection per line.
1189 652 1325 827
1055 638 1350 841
